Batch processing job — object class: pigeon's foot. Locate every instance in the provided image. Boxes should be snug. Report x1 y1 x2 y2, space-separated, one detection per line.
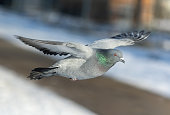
71 78 78 81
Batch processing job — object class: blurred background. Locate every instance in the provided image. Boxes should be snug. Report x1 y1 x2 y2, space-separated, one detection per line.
0 0 170 115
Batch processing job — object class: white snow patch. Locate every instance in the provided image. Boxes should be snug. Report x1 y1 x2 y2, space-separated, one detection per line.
0 66 95 115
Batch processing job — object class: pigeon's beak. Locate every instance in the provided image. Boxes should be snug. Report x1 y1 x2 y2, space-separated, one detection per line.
120 58 125 63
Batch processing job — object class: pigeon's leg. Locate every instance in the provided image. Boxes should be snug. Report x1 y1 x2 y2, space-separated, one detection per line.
72 78 78 81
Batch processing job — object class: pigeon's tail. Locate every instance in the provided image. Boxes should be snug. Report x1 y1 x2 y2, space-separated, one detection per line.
28 67 58 80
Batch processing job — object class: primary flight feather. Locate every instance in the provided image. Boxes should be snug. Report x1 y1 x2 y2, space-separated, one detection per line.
16 30 151 80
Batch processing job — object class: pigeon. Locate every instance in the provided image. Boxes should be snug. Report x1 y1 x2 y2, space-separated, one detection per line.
15 30 151 80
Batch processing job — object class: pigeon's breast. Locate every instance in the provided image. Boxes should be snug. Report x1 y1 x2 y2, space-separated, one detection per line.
80 56 110 77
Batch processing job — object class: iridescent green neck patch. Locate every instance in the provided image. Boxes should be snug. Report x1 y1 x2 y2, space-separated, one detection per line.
96 53 108 66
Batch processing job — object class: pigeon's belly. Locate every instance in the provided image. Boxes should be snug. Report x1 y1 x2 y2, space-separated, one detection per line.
54 58 87 79
53 58 108 80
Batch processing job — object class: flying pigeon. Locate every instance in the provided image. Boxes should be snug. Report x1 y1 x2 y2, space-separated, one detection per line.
16 30 151 80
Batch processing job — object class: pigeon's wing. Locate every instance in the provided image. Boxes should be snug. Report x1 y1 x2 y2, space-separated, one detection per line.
89 30 151 49
16 36 93 59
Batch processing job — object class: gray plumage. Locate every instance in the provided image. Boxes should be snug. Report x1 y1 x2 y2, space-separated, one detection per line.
15 30 151 80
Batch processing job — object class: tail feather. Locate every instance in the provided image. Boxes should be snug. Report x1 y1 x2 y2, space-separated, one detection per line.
28 67 58 80
32 67 56 72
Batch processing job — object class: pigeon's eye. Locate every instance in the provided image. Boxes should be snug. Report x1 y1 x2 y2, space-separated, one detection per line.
114 53 117 56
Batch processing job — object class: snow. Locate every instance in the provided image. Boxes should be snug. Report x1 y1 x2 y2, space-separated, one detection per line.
0 66 96 115
0 9 170 98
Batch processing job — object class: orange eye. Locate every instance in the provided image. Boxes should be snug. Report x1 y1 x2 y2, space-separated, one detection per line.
114 53 117 56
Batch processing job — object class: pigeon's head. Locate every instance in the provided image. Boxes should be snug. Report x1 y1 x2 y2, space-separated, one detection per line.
96 49 125 67
109 49 125 64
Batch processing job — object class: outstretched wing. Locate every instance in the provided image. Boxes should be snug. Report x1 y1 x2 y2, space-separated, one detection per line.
16 36 93 59
89 30 151 49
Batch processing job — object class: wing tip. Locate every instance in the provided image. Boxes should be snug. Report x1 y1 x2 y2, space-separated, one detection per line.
111 30 151 42
119 30 151 47
14 35 33 44
134 30 151 42
14 35 20 39
14 35 25 41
